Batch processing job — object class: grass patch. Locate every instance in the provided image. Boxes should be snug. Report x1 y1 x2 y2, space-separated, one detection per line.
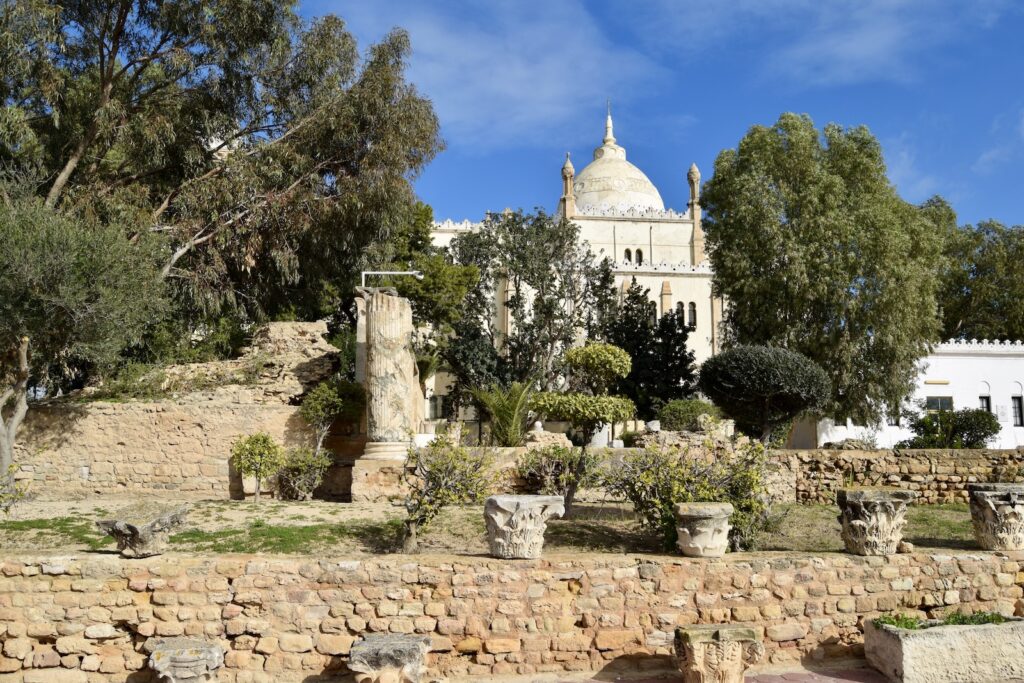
169 518 405 554
0 517 113 551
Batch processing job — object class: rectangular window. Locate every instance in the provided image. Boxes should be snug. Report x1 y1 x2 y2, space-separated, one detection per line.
980 396 992 413
886 412 900 427
1013 396 1024 427
925 396 953 412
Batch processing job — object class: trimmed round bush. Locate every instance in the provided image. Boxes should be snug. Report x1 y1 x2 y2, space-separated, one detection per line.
657 398 720 432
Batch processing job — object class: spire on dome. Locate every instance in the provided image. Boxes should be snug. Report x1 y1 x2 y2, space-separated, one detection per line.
604 99 616 145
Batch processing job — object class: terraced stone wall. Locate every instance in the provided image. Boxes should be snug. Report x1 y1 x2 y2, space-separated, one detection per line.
0 551 1021 681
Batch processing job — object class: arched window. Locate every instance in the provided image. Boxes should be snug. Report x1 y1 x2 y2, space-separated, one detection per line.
676 301 685 317
624 248 632 263
688 302 697 329
636 249 644 265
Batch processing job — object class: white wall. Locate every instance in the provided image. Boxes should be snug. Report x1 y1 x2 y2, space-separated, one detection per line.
816 340 1024 448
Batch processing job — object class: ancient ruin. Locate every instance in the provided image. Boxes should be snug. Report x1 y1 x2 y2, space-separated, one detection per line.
837 489 917 556
146 637 225 683
674 502 733 557
968 483 1024 550
484 495 565 559
95 506 188 558
674 625 764 683
348 634 431 683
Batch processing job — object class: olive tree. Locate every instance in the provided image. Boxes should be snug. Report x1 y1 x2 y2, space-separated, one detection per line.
698 345 831 442
0 196 165 482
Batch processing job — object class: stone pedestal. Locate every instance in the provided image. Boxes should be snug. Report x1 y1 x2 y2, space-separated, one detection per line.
358 288 419 462
968 483 1024 550
674 502 733 558
674 625 764 683
95 507 188 558
146 637 224 682
349 634 431 683
350 459 410 503
837 489 917 556
484 495 565 559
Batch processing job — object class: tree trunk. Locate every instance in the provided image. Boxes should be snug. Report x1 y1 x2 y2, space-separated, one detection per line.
562 444 590 518
254 476 261 503
402 520 419 553
0 337 31 472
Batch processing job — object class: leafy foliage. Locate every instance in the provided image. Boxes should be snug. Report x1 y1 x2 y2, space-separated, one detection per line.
516 446 601 497
277 447 332 501
565 343 632 395
402 430 495 552
444 210 617 405
471 382 535 447
873 614 922 630
601 441 773 550
941 611 1005 626
602 279 696 419
230 432 286 503
530 394 635 438
939 217 1024 341
299 379 364 456
698 346 831 441
896 407 1001 449
0 195 166 471
702 113 945 424
658 399 721 432
2 2 441 324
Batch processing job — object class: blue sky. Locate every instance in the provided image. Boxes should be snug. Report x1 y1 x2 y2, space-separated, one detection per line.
302 1 1024 226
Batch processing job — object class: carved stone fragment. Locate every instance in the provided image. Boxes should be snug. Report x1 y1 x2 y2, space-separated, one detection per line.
348 634 431 683
968 483 1024 551
674 502 733 558
837 489 917 556
674 625 764 683
484 495 565 559
95 507 188 558
357 288 420 461
146 637 224 682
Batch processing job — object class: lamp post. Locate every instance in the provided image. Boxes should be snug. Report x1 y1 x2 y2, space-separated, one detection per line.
360 270 424 287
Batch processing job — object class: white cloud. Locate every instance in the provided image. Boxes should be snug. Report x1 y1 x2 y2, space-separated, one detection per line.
615 0 1016 87
972 146 1013 174
336 0 665 151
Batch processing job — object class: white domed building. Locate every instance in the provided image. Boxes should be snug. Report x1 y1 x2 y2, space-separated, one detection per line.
432 111 723 381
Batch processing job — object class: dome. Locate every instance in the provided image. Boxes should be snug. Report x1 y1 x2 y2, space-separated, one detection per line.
572 112 664 212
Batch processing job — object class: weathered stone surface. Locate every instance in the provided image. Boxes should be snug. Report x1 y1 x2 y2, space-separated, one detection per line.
674 625 764 683
865 617 1024 683
837 489 917 556
674 502 733 558
969 483 1024 551
146 637 224 682
484 495 565 559
357 289 420 461
95 507 188 558
348 634 430 683
522 425 573 450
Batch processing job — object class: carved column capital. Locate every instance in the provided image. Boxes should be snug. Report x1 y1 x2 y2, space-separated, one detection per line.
674 625 764 683
484 495 565 559
837 489 917 556
969 483 1024 551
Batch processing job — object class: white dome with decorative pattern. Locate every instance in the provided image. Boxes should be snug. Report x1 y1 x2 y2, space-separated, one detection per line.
572 112 664 212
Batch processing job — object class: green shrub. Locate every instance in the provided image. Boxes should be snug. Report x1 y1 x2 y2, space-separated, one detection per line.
403 430 495 552
942 611 1005 626
277 447 333 501
897 407 1001 449
698 345 830 442
300 380 365 456
619 430 642 447
602 441 773 550
565 343 632 394
471 381 534 447
873 614 921 630
230 433 286 503
658 399 720 432
517 446 601 497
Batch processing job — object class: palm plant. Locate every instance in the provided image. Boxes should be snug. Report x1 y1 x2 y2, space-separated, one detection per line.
471 382 535 447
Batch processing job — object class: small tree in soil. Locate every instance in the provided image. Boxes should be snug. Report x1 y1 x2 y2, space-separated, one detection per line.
698 345 830 442
402 430 494 552
299 380 364 458
530 343 635 515
230 433 286 503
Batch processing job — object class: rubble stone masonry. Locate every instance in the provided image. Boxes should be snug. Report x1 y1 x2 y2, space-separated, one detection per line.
0 551 1021 681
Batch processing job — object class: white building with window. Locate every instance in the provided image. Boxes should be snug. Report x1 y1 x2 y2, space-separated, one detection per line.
431 110 723 362
801 339 1024 448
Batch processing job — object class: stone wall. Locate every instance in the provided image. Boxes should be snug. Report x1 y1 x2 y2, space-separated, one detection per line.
0 551 1020 682
779 449 1024 504
13 402 312 498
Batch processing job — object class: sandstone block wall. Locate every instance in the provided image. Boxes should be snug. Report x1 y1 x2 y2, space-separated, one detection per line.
13 402 312 498
781 449 1024 504
0 551 1021 682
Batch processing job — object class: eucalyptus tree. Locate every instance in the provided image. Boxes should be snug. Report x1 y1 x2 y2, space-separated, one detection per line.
702 113 946 424
1 1 442 321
